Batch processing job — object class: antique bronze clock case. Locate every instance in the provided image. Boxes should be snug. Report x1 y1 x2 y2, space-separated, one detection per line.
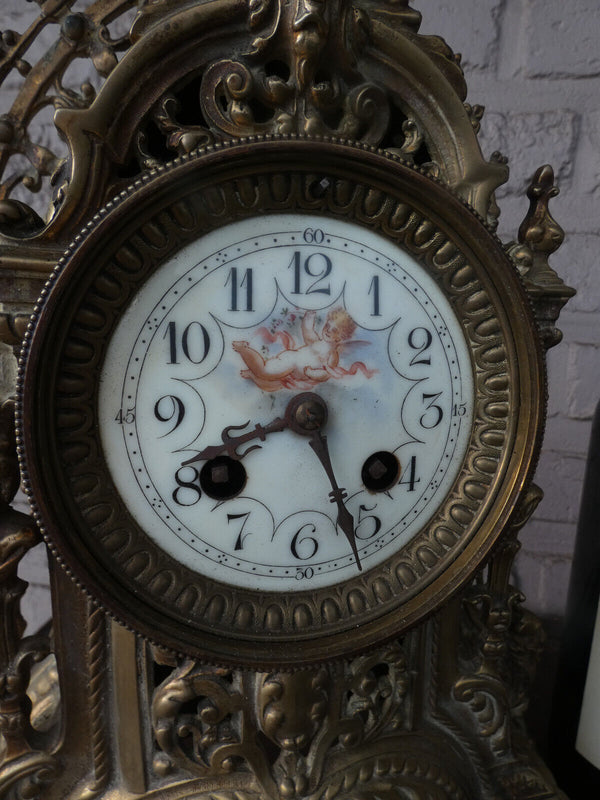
20 137 544 668
0 2 573 799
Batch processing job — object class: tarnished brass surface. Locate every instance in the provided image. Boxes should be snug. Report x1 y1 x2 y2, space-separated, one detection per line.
507 164 576 349
0 0 506 306
0 1 571 798
18 138 545 666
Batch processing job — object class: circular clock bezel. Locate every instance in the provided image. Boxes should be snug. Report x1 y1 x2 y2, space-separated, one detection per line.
18 138 544 668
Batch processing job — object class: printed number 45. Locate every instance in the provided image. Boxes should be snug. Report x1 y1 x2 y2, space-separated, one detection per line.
115 408 135 424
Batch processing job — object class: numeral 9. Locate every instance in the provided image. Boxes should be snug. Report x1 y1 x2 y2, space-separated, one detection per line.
154 395 185 435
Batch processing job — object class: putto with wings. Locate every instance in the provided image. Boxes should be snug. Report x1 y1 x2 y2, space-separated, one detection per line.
233 307 377 391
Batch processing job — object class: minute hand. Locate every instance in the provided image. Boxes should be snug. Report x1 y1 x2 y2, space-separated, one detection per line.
307 431 362 572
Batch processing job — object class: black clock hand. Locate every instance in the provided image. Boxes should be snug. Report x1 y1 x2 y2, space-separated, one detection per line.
182 391 361 571
284 393 361 571
306 429 362 572
181 392 326 466
182 415 289 464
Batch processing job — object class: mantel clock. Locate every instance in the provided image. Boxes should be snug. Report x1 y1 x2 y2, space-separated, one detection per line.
20 138 543 668
0 2 573 799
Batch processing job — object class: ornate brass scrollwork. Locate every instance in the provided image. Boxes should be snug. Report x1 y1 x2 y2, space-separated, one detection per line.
0 3 571 799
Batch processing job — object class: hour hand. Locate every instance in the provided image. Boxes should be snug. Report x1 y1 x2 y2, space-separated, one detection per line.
182 391 328 466
182 416 288 465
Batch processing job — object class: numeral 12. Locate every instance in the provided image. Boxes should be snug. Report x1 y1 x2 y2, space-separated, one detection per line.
289 251 332 295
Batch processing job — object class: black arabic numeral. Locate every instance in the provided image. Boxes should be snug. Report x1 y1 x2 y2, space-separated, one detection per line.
154 395 185 435
165 320 177 364
295 566 315 580
356 503 382 540
303 227 325 244
289 251 332 295
368 275 381 316
408 327 432 366
226 267 254 312
420 392 444 429
164 321 210 365
399 455 420 492
172 466 202 506
290 523 319 560
227 511 252 551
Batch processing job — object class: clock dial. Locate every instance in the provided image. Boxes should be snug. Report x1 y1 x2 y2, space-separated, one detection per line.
99 214 473 591
19 139 544 665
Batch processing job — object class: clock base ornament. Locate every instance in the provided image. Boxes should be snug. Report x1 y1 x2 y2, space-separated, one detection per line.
0 1 574 799
0 488 565 800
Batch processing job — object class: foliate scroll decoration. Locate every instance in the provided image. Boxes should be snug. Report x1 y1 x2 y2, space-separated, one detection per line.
132 0 504 237
151 642 414 800
137 94 214 169
342 643 411 742
454 486 545 756
507 165 575 349
0 398 57 797
200 0 390 144
454 587 533 757
0 0 504 249
141 1 440 174
152 661 247 780
0 0 137 232
450 485 568 800
0 0 413 226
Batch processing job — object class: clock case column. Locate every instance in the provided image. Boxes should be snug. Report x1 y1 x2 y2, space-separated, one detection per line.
0 1 574 798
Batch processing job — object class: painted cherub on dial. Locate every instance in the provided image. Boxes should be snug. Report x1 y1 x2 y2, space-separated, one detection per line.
233 308 376 392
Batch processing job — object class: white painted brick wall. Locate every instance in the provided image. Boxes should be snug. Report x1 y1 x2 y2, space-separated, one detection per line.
416 0 505 72
522 0 600 78
419 0 600 619
3 1 599 628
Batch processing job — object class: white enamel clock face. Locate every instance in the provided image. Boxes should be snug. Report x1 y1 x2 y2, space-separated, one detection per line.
99 213 474 591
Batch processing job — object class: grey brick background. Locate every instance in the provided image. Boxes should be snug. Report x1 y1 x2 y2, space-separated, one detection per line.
3 1 599 642
420 0 600 626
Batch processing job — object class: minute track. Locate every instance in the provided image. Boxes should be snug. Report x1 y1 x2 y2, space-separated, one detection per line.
112 213 471 589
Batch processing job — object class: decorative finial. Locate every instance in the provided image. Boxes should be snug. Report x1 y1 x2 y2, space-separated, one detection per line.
518 165 565 277
508 165 575 349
